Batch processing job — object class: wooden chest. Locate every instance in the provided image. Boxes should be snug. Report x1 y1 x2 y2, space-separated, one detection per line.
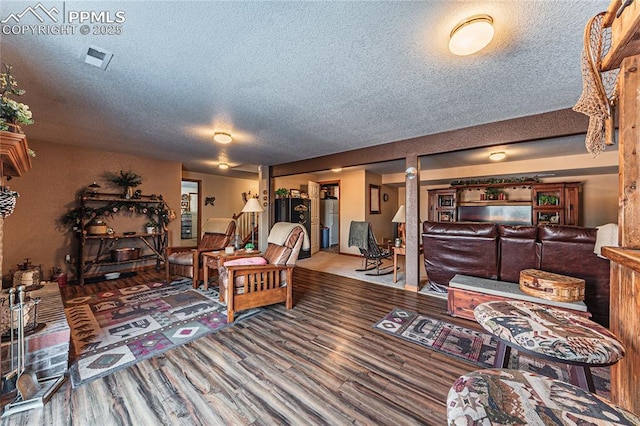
447 274 590 322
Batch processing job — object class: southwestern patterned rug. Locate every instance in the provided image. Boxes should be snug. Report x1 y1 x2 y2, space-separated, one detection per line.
374 308 610 398
64 278 260 387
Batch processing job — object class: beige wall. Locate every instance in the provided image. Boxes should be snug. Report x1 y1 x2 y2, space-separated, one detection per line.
182 171 258 227
4 138 182 282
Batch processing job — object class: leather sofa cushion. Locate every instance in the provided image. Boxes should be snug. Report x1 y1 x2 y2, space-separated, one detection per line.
422 222 499 286
498 225 540 283
538 225 610 327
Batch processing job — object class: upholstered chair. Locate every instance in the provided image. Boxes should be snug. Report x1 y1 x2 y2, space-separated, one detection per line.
165 218 236 288
218 222 309 322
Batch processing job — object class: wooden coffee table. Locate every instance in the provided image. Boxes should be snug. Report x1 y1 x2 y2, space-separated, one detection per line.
201 249 262 290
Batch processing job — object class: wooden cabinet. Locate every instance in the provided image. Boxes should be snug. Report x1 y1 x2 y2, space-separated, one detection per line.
428 182 581 226
531 183 581 226
428 189 457 222
75 192 169 285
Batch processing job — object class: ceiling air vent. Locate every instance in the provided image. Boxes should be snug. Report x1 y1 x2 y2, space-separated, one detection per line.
83 45 113 70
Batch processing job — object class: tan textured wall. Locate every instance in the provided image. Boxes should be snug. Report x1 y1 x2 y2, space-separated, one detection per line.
182 171 259 230
3 138 181 281
364 171 397 243
339 170 365 255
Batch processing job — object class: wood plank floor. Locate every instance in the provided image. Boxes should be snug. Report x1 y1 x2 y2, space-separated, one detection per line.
2 268 484 425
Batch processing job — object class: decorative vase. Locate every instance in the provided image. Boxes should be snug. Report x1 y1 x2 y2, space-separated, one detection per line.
124 186 134 199
146 226 155 234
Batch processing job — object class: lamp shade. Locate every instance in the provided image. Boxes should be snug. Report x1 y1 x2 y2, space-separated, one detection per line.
392 205 406 223
242 197 264 213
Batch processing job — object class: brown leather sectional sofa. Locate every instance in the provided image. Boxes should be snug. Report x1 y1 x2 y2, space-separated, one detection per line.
422 221 611 327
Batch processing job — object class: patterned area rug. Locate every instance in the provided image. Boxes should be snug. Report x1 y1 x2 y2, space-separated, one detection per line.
374 308 610 398
65 278 260 387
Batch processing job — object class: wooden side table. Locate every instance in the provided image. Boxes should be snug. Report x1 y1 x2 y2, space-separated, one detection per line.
201 249 262 290
474 300 625 393
393 245 405 283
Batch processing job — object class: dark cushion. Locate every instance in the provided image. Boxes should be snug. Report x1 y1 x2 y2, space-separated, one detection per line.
498 225 540 283
422 222 499 286
538 225 610 327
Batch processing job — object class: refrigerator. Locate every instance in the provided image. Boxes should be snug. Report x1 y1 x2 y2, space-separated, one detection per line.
320 199 339 246
275 198 311 259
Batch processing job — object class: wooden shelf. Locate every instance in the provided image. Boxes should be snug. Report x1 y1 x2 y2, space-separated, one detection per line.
0 130 32 177
84 232 164 239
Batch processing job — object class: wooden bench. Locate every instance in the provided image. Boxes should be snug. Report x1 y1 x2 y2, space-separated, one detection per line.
447 274 589 321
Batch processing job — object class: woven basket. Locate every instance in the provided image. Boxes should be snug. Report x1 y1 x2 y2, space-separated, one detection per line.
0 187 18 218
519 269 585 302
0 298 36 336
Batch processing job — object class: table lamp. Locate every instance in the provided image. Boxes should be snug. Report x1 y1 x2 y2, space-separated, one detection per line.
392 205 406 246
241 197 264 250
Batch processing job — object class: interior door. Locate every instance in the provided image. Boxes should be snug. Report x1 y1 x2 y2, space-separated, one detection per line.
308 180 320 254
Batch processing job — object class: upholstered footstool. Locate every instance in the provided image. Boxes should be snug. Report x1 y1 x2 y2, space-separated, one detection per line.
474 300 625 393
447 369 640 425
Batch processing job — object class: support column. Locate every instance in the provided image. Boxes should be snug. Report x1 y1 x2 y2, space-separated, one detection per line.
258 165 270 253
604 54 640 414
404 156 420 292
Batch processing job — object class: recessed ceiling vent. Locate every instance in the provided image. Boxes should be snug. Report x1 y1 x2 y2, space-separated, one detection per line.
83 45 113 70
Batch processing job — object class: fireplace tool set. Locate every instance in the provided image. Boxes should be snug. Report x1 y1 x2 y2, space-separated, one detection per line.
1 285 65 417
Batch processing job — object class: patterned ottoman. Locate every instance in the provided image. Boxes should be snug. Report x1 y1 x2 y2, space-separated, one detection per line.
447 369 640 425
474 300 625 393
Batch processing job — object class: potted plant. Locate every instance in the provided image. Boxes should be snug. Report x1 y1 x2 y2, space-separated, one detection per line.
1 64 33 132
275 188 289 198
484 187 502 200
106 170 142 199
145 220 157 234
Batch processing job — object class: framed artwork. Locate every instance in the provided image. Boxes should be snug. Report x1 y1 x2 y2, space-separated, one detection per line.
370 184 381 214
290 189 301 198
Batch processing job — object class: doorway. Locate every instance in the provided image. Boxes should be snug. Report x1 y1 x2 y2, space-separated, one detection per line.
180 179 201 246
319 181 340 253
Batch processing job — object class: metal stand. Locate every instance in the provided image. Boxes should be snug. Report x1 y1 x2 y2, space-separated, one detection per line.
2 375 66 417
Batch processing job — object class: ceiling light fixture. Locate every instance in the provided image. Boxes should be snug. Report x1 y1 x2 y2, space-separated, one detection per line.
218 162 229 169
449 15 494 56
213 132 233 144
489 151 506 161
331 168 342 173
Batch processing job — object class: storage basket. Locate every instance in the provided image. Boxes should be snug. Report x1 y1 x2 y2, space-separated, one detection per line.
111 247 141 262
0 298 36 336
519 269 585 302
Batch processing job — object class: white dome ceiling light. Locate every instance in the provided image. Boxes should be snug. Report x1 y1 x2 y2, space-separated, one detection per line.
213 132 233 144
449 15 494 56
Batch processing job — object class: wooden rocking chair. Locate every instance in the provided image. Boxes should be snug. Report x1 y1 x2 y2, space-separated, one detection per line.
348 221 394 276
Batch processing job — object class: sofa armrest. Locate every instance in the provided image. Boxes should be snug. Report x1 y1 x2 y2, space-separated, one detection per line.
165 245 197 256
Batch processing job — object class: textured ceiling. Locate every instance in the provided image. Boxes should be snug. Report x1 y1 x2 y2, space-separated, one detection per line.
0 1 611 177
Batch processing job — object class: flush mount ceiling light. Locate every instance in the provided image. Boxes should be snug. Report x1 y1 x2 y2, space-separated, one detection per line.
218 162 229 169
331 168 342 173
213 132 233 144
449 15 494 56
489 151 507 161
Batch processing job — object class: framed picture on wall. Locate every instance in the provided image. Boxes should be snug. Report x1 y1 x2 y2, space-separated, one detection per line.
370 184 381 214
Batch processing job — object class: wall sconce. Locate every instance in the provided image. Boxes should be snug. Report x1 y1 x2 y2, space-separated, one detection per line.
449 15 494 56
405 167 418 180
213 132 233 144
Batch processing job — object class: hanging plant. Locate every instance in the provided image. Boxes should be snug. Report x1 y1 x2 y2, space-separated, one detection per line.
0 64 34 132
0 186 18 218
